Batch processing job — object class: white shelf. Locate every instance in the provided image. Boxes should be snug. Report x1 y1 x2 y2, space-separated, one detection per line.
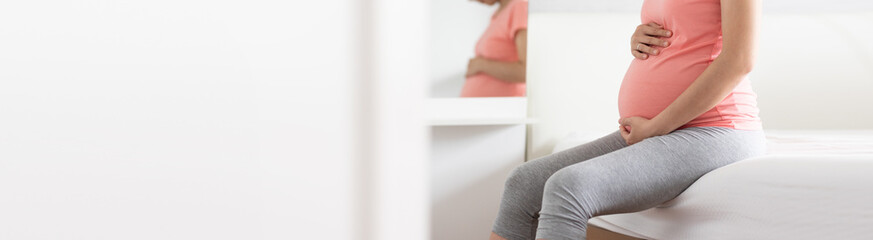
427 97 531 126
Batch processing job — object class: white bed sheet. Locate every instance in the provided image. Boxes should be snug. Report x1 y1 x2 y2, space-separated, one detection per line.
553 130 873 240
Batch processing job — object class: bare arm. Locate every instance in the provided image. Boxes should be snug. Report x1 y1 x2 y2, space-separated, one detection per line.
621 0 761 144
465 30 527 83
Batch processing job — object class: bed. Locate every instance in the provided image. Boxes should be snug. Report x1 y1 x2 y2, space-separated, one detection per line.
552 130 873 239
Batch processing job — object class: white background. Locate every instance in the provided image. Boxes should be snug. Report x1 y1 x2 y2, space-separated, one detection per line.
0 1 356 239
0 1 429 240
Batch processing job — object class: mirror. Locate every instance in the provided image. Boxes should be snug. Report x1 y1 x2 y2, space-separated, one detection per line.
429 0 528 98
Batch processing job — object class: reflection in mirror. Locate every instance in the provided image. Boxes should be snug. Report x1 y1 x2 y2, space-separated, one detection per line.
429 0 528 98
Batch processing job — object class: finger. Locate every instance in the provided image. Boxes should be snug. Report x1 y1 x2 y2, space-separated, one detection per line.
639 25 672 37
635 43 660 55
646 22 662 28
631 50 648 60
619 126 631 143
638 36 669 48
625 133 638 145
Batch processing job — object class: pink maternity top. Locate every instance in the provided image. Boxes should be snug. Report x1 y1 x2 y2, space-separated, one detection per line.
461 0 528 97
618 0 763 130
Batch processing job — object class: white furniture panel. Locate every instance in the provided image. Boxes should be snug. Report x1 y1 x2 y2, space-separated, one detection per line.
431 125 525 240
428 97 528 240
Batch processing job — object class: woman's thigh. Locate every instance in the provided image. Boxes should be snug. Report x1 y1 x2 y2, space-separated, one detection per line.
542 127 766 216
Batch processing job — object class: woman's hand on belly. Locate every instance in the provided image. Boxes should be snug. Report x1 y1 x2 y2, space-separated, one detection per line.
465 56 527 83
630 23 672 60
466 57 486 77
619 116 671 145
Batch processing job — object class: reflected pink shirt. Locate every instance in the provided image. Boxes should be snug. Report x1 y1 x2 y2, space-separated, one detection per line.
461 0 527 97
618 0 763 130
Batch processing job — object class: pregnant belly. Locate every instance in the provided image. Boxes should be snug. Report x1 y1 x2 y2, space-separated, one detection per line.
618 58 710 119
461 74 525 97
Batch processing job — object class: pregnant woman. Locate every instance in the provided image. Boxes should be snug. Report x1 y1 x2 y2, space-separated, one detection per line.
489 0 764 239
462 0 528 97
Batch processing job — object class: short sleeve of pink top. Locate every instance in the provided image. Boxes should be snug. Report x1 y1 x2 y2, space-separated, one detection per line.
619 0 763 130
460 0 528 97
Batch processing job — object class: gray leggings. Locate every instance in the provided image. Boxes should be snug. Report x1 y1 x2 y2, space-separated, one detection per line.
492 127 766 240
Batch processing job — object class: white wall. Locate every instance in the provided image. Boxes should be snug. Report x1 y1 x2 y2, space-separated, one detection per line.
531 0 643 13
752 13 873 129
0 1 358 239
429 0 495 97
525 13 641 159
0 1 429 240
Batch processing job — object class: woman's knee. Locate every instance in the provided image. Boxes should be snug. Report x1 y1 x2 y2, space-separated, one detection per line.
544 167 600 192
504 163 539 192
542 167 604 216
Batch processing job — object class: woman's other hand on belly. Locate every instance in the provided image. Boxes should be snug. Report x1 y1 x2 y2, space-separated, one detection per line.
631 23 672 60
